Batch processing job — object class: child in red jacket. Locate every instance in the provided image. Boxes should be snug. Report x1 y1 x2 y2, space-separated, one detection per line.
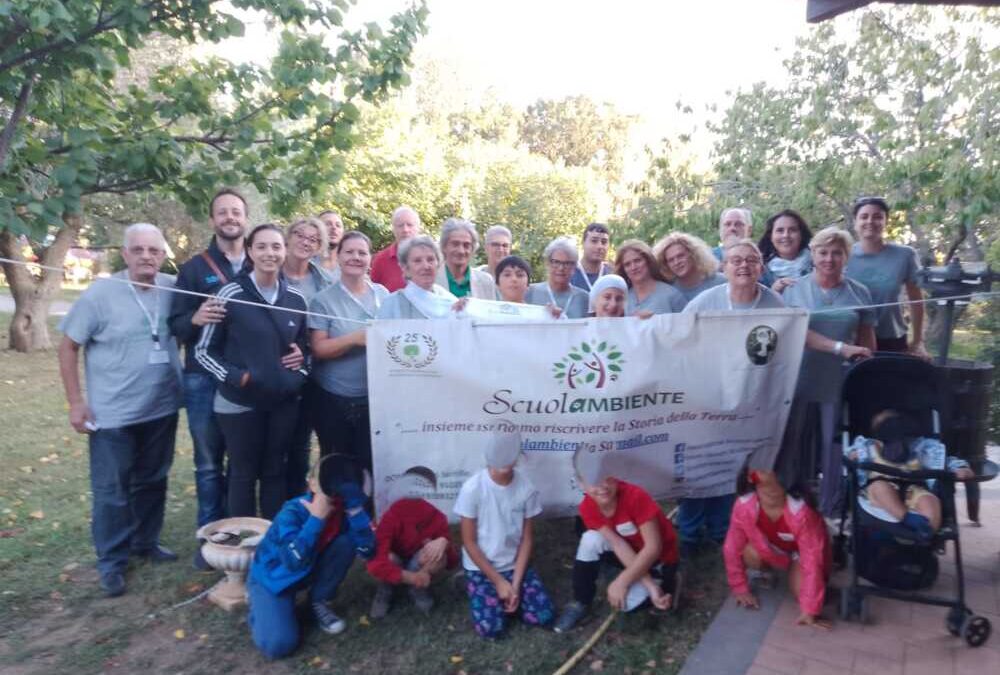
366 467 458 618
723 463 831 629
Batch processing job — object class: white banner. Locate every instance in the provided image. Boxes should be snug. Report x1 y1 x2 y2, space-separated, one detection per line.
367 310 808 518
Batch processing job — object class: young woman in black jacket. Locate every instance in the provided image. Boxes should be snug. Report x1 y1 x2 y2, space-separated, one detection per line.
196 224 309 519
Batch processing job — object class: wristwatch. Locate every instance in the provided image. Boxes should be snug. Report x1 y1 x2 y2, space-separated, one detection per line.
833 341 844 356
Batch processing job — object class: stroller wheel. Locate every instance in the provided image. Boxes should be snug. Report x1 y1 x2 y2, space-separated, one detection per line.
839 587 853 621
947 607 969 637
961 615 991 648
857 595 871 625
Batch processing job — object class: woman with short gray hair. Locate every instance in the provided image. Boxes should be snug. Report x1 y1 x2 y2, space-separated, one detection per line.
479 225 513 278
377 235 460 319
435 218 496 300
525 237 589 318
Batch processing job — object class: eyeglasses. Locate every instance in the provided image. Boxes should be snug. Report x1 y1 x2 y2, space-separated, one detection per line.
548 258 576 269
292 231 320 245
727 256 762 267
488 241 511 250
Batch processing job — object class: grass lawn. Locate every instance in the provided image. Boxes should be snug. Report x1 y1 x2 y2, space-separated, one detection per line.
0 313 728 675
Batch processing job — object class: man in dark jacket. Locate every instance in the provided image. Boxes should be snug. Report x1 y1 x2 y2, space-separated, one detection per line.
167 188 249 563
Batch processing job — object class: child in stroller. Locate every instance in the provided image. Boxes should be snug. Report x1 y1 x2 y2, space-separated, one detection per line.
845 408 973 543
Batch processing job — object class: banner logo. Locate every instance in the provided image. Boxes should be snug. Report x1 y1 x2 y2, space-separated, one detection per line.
553 340 624 389
386 333 438 369
746 325 778 365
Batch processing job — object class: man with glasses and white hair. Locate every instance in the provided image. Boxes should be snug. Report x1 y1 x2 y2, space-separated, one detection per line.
435 217 496 299
477 224 513 278
713 208 753 261
59 223 183 597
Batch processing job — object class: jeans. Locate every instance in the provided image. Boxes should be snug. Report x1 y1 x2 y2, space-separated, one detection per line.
88 413 178 575
247 533 355 659
286 384 315 500
677 493 736 547
184 372 227 527
217 397 299 520
311 387 372 488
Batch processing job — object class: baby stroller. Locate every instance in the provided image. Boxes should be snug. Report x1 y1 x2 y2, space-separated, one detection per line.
833 354 997 647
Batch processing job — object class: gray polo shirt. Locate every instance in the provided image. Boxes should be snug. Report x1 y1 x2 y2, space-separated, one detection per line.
783 273 876 403
59 272 182 428
626 281 686 315
672 272 726 305
682 283 785 313
309 281 388 398
845 243 919 340
525 282 589 319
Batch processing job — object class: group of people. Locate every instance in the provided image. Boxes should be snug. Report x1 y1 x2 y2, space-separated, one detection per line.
56 188 931 655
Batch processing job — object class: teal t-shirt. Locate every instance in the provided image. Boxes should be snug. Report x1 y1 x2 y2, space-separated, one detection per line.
845 243 919 340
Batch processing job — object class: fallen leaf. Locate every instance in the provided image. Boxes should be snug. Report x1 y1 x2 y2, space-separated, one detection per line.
0 528 25 538
29 510 44 520
450 655 464 664
19 466 33 474
58 573 69 583
309 656 325 667
184 583 205 594
646 661 657 668
63 562 79 572
590 660 604 671
358 615 370 626
174 629 186 640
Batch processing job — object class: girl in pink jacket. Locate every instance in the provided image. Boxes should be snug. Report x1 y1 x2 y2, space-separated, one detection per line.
723 466 831 628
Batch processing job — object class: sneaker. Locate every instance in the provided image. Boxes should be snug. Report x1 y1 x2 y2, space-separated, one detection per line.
409 586 434 614
134 544 179 564
553 601 588 633
370 583 393 620
312 602 346 635
100 570 126 597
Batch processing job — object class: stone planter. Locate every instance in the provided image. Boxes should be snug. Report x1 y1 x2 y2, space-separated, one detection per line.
196 517 271 611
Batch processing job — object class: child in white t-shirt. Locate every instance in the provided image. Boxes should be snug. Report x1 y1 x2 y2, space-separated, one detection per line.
453 431 555 638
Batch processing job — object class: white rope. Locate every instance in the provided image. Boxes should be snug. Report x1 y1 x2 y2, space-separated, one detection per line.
1 255 997 321
0 256 371 326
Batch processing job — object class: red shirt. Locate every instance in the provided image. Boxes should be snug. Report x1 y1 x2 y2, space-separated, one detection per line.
579 481 679 565
366 498 458 584
371 242 406 292
756 508 798 555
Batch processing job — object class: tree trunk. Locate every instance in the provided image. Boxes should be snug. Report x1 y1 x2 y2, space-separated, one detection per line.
0 213 82 352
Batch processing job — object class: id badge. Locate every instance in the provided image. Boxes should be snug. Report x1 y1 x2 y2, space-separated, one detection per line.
148 348 170 365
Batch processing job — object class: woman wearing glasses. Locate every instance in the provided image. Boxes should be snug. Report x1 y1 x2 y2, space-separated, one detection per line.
525 237 590 319
677 240 784 556
281 217 334 499
654 232 725 306
844 197 928 358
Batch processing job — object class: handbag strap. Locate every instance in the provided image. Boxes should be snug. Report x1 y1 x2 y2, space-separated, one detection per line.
201 250 229 285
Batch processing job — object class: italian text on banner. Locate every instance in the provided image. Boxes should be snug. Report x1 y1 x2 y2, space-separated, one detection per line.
367 310 808 519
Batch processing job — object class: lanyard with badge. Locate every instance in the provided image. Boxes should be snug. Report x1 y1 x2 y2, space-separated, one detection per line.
128 281 170 365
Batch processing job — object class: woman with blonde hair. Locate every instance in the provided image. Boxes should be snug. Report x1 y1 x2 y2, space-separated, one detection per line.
283 217 333 302
614 240 685 315
779 226 876 516
654 232 725 305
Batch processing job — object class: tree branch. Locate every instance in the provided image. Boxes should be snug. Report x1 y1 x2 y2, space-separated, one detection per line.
0 72 35 169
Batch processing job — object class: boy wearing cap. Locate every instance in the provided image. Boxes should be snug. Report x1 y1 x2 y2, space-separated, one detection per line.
554 448 680 632
246 458 374 659
367 467 459 618
454 428 555 638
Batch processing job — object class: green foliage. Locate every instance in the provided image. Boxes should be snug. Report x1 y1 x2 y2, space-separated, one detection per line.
0 0 429 237
628 6 1000 261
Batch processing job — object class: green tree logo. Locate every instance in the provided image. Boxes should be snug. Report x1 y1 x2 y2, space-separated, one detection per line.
553 341 624 389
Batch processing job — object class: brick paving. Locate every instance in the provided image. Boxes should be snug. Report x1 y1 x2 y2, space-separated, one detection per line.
746 454 1000 675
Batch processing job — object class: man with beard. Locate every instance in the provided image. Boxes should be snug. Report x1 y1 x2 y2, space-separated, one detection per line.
317 210 344 281
168 187 249 567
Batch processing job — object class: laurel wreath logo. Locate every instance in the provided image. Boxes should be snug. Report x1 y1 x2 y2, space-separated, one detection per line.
386 333 439 369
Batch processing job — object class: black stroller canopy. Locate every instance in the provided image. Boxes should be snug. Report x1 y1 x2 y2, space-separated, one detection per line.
841 354 946 440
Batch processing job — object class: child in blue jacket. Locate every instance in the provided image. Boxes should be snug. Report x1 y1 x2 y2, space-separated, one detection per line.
247 457 374 659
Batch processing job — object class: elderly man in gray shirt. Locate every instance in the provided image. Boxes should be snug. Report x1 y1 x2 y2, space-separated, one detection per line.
58 223 183 597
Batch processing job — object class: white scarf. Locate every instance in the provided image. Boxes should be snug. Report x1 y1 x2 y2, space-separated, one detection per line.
401 280 457 319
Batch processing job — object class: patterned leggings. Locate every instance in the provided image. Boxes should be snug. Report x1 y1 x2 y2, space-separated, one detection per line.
464 567 555 638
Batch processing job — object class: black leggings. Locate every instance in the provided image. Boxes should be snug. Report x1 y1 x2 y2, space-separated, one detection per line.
310 386 372 488
572 553 678 606
217 397 299 520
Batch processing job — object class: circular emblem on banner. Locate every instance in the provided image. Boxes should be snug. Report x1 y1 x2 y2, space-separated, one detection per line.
746 325 778 365
552 340 624 389
386 333 438 369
